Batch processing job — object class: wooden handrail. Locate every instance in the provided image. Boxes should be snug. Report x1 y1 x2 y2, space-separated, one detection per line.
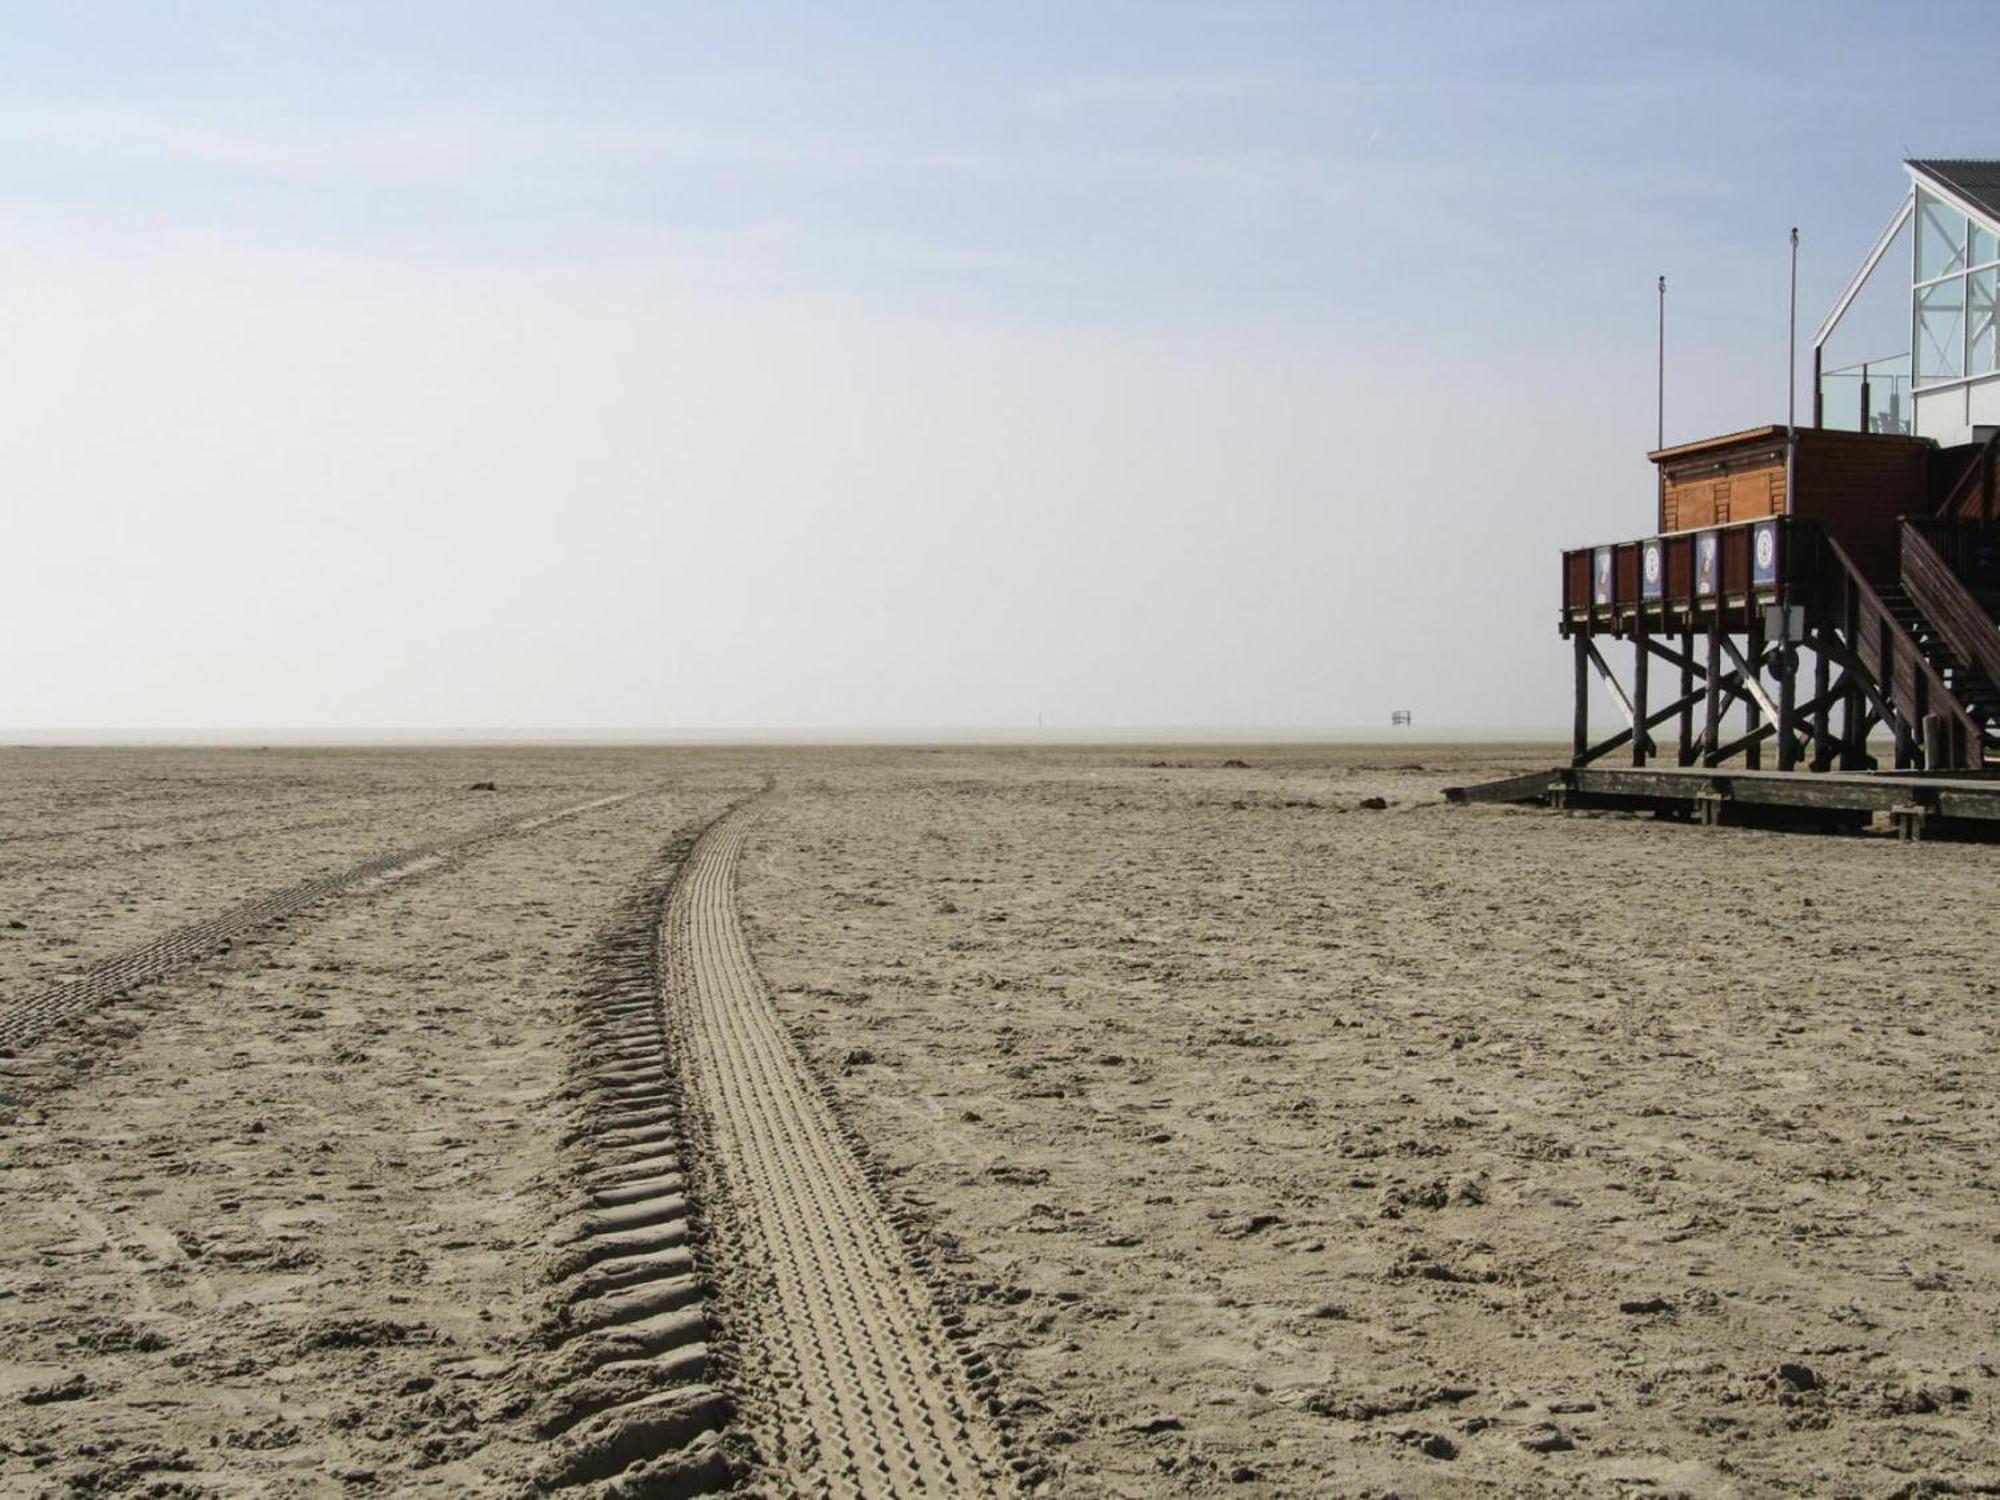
1902 521 2000 692
1813 526 1984 768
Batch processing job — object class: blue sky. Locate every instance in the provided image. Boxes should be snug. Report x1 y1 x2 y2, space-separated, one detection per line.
5 3 1999 730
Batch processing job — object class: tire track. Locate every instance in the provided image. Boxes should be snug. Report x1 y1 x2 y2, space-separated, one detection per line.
0 787 363 845
664 804 1012 1499
2 804 442 876
0 792 637 1055
527 832 744 1499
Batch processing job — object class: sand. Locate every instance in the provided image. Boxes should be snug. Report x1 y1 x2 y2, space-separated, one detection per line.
3 744 1998 1497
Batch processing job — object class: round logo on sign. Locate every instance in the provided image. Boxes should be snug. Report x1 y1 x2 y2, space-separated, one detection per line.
1755 528 1774 569
1644 546 1660 582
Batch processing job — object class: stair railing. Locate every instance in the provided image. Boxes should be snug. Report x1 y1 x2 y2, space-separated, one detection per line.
1807 525 1985 769
1901 520 2000 702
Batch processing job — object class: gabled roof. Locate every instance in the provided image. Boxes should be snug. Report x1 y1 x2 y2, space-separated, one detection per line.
1906 159 2000 228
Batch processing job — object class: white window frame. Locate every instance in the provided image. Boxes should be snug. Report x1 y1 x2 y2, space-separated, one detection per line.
1910 175 2000 391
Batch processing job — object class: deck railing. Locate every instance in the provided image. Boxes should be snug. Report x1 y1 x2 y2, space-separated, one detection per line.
1560 515 1985 770
1560 515 1784 625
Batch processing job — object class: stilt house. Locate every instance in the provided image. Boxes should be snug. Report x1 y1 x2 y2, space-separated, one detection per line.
1561 159 2000 773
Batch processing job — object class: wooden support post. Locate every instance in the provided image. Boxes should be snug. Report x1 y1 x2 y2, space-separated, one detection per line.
1678 627 1695 766
1884 614 1913 769
1913 670 1931 769
1744 620 1765 771
1777 644 1798 771
1572 633 1588 766
1841 587 1865 769
1632 621 1650 768
1583 639 1655 758
1703 624 1722 766
1811 635 1832 770
1924 713 1947 771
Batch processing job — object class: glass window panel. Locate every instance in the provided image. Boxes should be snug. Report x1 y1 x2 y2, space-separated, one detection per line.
1973 219 1999 268
1970 267 2000 376
1818 369 1862 432
1918 189 1968 281
1867 354 1913 434
1917 277 1966 382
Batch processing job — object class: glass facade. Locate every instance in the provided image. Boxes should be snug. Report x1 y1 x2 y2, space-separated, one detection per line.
1972 266 2000 377
1918 190 1968 280
1818 177 2000 430
1975 220 1999 268
1918 276 1967 382
1913 187 2000 386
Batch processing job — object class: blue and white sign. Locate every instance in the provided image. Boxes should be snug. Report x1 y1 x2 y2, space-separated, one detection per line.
1641 538 1663 600
1593 546 1613 606
1695 531 1719 596
1751 520 1779 587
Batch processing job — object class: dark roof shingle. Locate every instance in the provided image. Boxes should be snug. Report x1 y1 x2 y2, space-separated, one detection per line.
1908 159 2000 225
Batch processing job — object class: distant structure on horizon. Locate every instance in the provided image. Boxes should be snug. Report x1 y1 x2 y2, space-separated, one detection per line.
1555 156 2000 791
1390 710 1413 727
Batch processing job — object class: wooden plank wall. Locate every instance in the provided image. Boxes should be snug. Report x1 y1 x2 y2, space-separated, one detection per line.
1654 430 1930 585
1793 433 1929 583
1659 447 1785 533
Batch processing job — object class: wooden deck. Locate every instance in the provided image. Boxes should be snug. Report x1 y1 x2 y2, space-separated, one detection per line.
1445 765 2000 840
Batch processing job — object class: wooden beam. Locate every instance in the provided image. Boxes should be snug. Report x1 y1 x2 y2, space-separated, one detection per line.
1444 770 1563 805
1584 638 1636 725
1575 683 1705 768
1576 725 1635 766
1840 584 1867 770
1712 719 1778 764
1745 619 1765 772
1777 643 1798 772
1816 634 1901 741
1633 616 1650 768
1641 637 1710 678
1678 628 1695 766
1703 624 1723 766
1718 635 1782 723
1572 632 1588 765
1811 635 1833 770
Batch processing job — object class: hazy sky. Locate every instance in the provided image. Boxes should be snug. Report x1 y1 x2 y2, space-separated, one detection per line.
6 2 1998 732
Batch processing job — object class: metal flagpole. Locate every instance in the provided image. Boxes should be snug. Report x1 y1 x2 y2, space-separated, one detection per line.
1786 228 1799 512
1657 274 1666 451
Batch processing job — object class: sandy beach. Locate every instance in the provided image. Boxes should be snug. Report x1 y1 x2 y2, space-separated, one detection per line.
3 744 1997 1497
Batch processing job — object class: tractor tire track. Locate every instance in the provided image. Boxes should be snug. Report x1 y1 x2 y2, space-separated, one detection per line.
664 804 1012 1499
527 827 746 1499
0 792 638 1055
0 790 506 875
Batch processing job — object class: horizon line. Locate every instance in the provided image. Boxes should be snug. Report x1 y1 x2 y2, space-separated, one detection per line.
3 724 1568 748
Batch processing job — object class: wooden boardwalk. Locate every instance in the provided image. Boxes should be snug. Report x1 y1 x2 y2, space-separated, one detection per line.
1446 765 2000 840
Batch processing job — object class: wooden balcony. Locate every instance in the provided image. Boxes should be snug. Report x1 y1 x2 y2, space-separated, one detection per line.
1557 514 1988 774
1560 515 1792 636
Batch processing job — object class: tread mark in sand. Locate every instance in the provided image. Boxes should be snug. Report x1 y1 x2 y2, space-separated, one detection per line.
529 831 742 1498
0 792 638 1055
666 805 1013 1498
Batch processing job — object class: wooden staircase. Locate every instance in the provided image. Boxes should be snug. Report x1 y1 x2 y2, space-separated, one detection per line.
1893 520 2000 758
1876 582 2000 752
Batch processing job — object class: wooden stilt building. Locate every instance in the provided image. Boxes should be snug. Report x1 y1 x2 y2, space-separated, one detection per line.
1458 159 2000 837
